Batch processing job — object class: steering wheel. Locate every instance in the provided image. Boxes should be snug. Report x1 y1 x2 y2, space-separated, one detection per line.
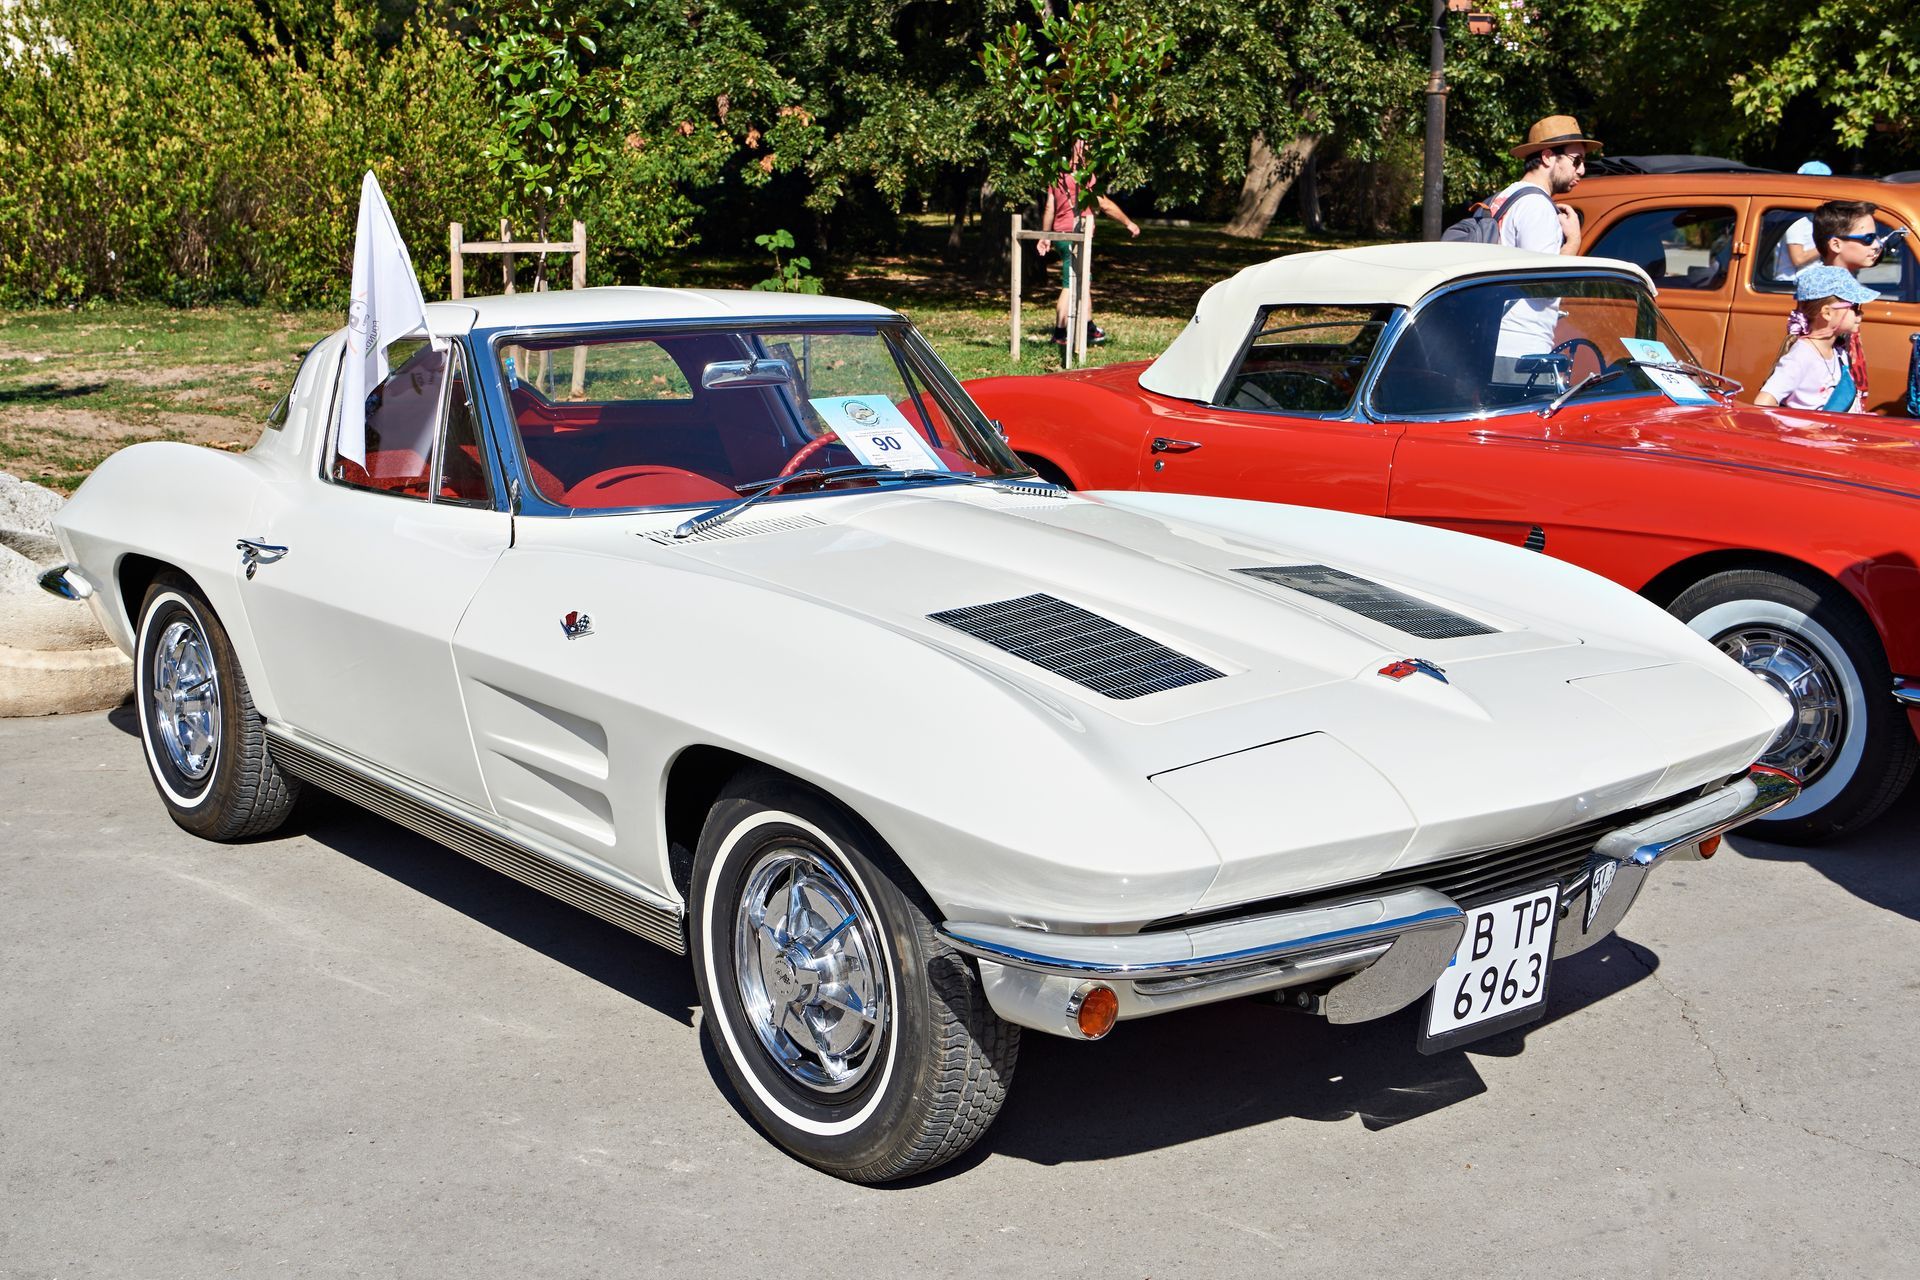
779 432 840 477
1550 337 1606 373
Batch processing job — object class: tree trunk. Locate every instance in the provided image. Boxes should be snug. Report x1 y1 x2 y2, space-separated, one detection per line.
1300 142 1325 234
1223 133 1321 239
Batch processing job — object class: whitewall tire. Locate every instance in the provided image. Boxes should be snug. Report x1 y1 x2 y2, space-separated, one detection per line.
134 574 299 840
689 770 1018 1182
1670 568 1916 843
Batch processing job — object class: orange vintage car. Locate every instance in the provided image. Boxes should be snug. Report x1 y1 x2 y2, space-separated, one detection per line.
964 243 1920 844
1562 158 1919 413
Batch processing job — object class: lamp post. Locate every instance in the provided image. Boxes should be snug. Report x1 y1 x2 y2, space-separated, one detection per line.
1422 0 1493 240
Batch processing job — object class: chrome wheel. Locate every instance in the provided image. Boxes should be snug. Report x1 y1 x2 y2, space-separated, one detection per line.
1717 624 1844 784
733 847 889 1094
150 618 221 781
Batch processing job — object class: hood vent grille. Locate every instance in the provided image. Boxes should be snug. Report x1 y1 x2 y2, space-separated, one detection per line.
1236 565 1496 639
641 513 823 545
930 593 1224 700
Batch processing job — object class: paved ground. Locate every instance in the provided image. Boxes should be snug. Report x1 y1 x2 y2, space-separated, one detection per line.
3 709 1916 1279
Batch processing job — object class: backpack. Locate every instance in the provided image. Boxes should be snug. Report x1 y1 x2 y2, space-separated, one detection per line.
1440 184 1552 244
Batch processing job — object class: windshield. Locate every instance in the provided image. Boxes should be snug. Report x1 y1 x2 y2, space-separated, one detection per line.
493 323 1026 509
1369 276 1703 417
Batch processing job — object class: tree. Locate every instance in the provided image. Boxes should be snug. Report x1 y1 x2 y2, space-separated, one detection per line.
978 0 1172 210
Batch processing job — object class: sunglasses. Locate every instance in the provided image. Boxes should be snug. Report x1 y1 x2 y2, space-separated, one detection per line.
1552 152 1587 169
1830 231 1879 245
1827 301 1863 313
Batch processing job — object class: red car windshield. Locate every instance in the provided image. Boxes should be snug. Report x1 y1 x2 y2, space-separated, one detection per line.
1370 276 1705 417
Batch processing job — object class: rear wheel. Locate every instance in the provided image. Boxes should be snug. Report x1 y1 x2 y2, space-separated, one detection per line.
134 574 299 840
1669 568 1916 843
689 771 1018 1182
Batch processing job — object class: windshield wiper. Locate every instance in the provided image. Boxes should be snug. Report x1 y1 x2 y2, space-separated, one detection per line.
1538 358 1741 419
670 466 1063 540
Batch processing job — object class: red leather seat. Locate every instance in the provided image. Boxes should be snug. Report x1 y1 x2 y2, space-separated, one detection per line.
562 466 736 509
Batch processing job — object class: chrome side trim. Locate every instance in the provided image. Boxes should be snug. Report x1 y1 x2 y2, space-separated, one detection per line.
37 564 93 601
1894 679 1920 708
266 729 686 954
940 888 1463 981
1594 768 1799 867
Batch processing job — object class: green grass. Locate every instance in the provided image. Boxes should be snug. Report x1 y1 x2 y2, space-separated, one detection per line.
0 219 1376 492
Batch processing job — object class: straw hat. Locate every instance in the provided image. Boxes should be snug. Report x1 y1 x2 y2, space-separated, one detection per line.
1511 115 1603 159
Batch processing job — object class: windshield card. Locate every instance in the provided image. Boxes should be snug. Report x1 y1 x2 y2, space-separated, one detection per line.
807 396 947 472
1619 338 1715 405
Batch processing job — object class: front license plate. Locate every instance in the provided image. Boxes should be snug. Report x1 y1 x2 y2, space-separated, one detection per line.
1419 883 1561 1054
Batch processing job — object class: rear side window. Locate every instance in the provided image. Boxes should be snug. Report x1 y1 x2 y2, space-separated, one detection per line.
1588 207 1737 291
1217 305 1396 414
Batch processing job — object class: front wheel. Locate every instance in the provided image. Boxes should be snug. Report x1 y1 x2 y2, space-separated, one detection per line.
1669 568 1917 843
689 771 1018 1182
134 573 299 840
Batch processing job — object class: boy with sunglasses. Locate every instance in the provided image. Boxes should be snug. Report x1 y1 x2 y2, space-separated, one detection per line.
1756 266 1878 412
1784 201 1883 405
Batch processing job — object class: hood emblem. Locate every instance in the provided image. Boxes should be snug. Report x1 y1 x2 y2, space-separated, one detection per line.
561 610 594 640
1379 658 1447 684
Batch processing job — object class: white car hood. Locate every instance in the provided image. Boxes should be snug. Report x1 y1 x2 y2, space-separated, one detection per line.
578 485 1786 908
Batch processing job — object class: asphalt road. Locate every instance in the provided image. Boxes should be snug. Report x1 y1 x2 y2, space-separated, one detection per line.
4 708 1917 1279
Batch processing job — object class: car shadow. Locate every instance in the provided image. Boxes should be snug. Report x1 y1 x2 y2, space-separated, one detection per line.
694 930 1658 1185
1731 780 1920 926
286 789 699 1027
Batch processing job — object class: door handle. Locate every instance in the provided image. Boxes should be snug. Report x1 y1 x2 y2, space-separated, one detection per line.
236 538 288 579
1151 437 1203 454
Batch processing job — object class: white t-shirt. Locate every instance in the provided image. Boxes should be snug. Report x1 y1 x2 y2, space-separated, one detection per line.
1772 217 1815 283
1493 181 1565 358
1493 181 1563 254
1760 340 1853 411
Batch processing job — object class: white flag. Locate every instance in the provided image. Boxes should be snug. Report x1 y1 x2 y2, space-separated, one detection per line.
337 171 430 467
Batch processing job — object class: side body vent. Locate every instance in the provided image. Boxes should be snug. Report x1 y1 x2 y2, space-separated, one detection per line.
1237 565 1496 639
929 593 1224 700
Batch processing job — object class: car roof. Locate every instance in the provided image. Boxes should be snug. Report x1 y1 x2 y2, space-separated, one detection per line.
1138 243 1653 404
421 285 900 336
1568 172 1920 202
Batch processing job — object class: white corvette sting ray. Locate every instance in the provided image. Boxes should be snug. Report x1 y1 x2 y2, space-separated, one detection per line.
44 289 1796 1182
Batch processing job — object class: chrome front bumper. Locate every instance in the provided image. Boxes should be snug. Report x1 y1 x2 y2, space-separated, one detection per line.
37 564 93 601
942 766 1798 1039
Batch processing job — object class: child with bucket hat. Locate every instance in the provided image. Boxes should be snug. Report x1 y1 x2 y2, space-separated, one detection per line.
1755 266 1879 412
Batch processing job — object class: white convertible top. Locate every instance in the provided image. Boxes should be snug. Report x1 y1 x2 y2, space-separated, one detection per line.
1138 243 1656 404
422 286 899 336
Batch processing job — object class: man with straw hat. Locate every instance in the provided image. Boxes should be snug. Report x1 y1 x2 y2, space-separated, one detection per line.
1488 116 1602 387
1492 114 1602 257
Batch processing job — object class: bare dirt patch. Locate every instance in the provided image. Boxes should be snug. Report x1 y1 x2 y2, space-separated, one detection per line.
0 407 257 491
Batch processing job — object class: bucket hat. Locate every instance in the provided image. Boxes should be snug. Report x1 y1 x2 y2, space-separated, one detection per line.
1511 115 1604 159
1795 264 1879 305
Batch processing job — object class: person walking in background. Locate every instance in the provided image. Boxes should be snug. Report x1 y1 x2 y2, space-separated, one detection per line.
1493 114 1600 256
1488 115 1600 384
1755 266 1878 412
1036 140 1140 347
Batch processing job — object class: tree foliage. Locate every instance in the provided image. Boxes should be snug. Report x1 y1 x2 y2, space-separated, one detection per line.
2 0 1916 307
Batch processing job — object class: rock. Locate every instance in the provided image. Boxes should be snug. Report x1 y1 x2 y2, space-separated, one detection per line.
0 471 133 717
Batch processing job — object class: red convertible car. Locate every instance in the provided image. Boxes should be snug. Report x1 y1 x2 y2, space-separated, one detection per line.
966 243 1920 844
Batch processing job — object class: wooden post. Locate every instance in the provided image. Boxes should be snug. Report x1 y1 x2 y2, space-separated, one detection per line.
501 218 515 295
570 220 587 397
448 223 464 301
1009 213 1023 361
1077 214 1096 364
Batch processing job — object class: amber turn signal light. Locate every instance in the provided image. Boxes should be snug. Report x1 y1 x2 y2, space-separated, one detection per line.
1069 984 1119 1039
1697 835 1722 859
